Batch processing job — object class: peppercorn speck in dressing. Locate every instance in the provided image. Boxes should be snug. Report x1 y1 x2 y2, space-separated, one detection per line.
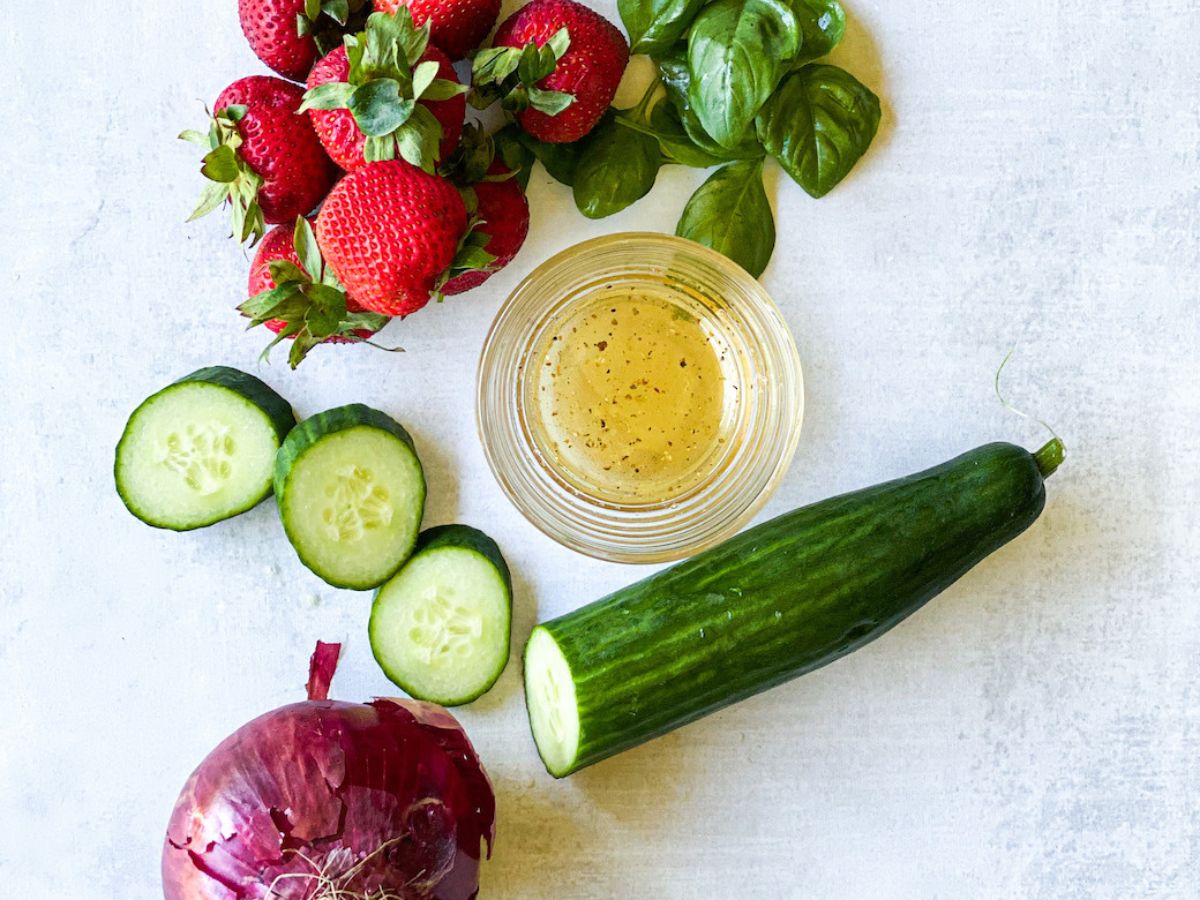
533 286 728 504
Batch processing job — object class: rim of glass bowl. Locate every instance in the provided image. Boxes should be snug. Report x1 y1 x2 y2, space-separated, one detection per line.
476 233 804 564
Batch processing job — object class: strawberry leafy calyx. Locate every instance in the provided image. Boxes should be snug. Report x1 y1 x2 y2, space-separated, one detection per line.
434 213 499 299
438 122 517 185
470 28 576 117
299 8 468 172
180 105 266 246
297 0 372 54
239 218 391 368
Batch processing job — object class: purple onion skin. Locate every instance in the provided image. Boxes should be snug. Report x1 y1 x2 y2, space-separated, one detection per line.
163 697 495 899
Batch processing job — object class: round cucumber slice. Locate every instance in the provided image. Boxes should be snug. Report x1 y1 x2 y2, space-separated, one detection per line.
370 525 512 706
275 405 426 590
524 626 581 777
115 367 295 531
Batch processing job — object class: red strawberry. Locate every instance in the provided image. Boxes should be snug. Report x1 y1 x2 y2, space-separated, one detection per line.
182 76 336 244
301 9 467 173
241 218 389 367
442 163 530 294
476 0 628 144
316 161 469 316
238 0 369 80
374 0 501 60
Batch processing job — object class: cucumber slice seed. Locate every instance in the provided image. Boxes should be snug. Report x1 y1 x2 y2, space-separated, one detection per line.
371 526 512 706
115 369 294 530
524 626 580 777
276 406 425 590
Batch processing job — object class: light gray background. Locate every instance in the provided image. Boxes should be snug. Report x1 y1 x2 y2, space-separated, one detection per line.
2 0 1197 896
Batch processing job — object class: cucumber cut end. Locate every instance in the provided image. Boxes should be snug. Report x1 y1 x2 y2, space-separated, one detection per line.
371 546 511 706
524 626 580 777
115 381 282 530
280 426 424 589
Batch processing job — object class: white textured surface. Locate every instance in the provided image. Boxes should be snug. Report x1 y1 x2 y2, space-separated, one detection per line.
2 0 1198 896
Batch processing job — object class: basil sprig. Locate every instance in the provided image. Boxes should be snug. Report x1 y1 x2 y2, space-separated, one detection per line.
602 0 881 276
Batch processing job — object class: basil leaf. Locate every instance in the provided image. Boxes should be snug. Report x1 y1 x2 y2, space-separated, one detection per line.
790 0 845 63
687 0 799 149
517 130 582 186
617 101 725 169
572 112 662 219
349 79 415 136
755 63 880 198
620 0 708 56
657 46 766 161
676 159 775 277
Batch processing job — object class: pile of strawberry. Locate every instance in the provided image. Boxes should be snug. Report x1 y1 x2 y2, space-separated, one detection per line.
186 0 628 366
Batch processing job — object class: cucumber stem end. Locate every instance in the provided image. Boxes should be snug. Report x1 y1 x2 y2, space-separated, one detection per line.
1034 438 1065 479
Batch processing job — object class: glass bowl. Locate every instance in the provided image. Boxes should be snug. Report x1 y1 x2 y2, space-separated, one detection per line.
476 233 804 564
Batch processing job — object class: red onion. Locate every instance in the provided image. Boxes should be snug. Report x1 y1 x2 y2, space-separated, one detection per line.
163 642 495 899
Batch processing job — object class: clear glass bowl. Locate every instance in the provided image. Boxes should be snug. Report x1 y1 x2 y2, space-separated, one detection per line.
476 233 804 564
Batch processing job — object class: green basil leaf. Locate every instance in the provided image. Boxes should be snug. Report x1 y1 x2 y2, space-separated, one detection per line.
620 0 708 56
643 100 727 168
519 130 582 186
789 0 845 63
676 159 774 277
687 0 799 148
572 111 662 219
756 63 880 198
201 145 241 183
349 79 414 136
659 43 766 161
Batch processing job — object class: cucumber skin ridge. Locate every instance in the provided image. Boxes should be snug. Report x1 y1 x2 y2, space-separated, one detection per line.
178 366 296 443
274 404 427 590
114 366 296 531
529 442 1051 777
370 524 514 707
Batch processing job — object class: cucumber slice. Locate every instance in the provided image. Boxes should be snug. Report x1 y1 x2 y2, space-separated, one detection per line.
114 367 295 530
370 525 512 706
275 404 426 590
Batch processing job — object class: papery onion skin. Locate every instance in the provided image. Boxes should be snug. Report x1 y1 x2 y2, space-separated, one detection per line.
162 645 494 900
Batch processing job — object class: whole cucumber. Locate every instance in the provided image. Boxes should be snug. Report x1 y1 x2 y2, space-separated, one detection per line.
524 440 1064 777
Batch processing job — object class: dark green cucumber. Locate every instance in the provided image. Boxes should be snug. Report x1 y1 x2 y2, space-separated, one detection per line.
115 366 296 530
370 525 513 706
275 404 426 590
524 439 1064 777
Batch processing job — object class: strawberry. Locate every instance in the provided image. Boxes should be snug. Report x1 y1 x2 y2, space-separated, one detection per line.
315 160 469 316
238 0 370 80
181 76 336 245
439 126 530 294
240 218 388 367
473 0 628 144
374 0 501 60
301 9 467 173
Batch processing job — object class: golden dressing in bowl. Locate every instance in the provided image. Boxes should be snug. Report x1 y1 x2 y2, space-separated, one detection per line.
530 285 731 504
